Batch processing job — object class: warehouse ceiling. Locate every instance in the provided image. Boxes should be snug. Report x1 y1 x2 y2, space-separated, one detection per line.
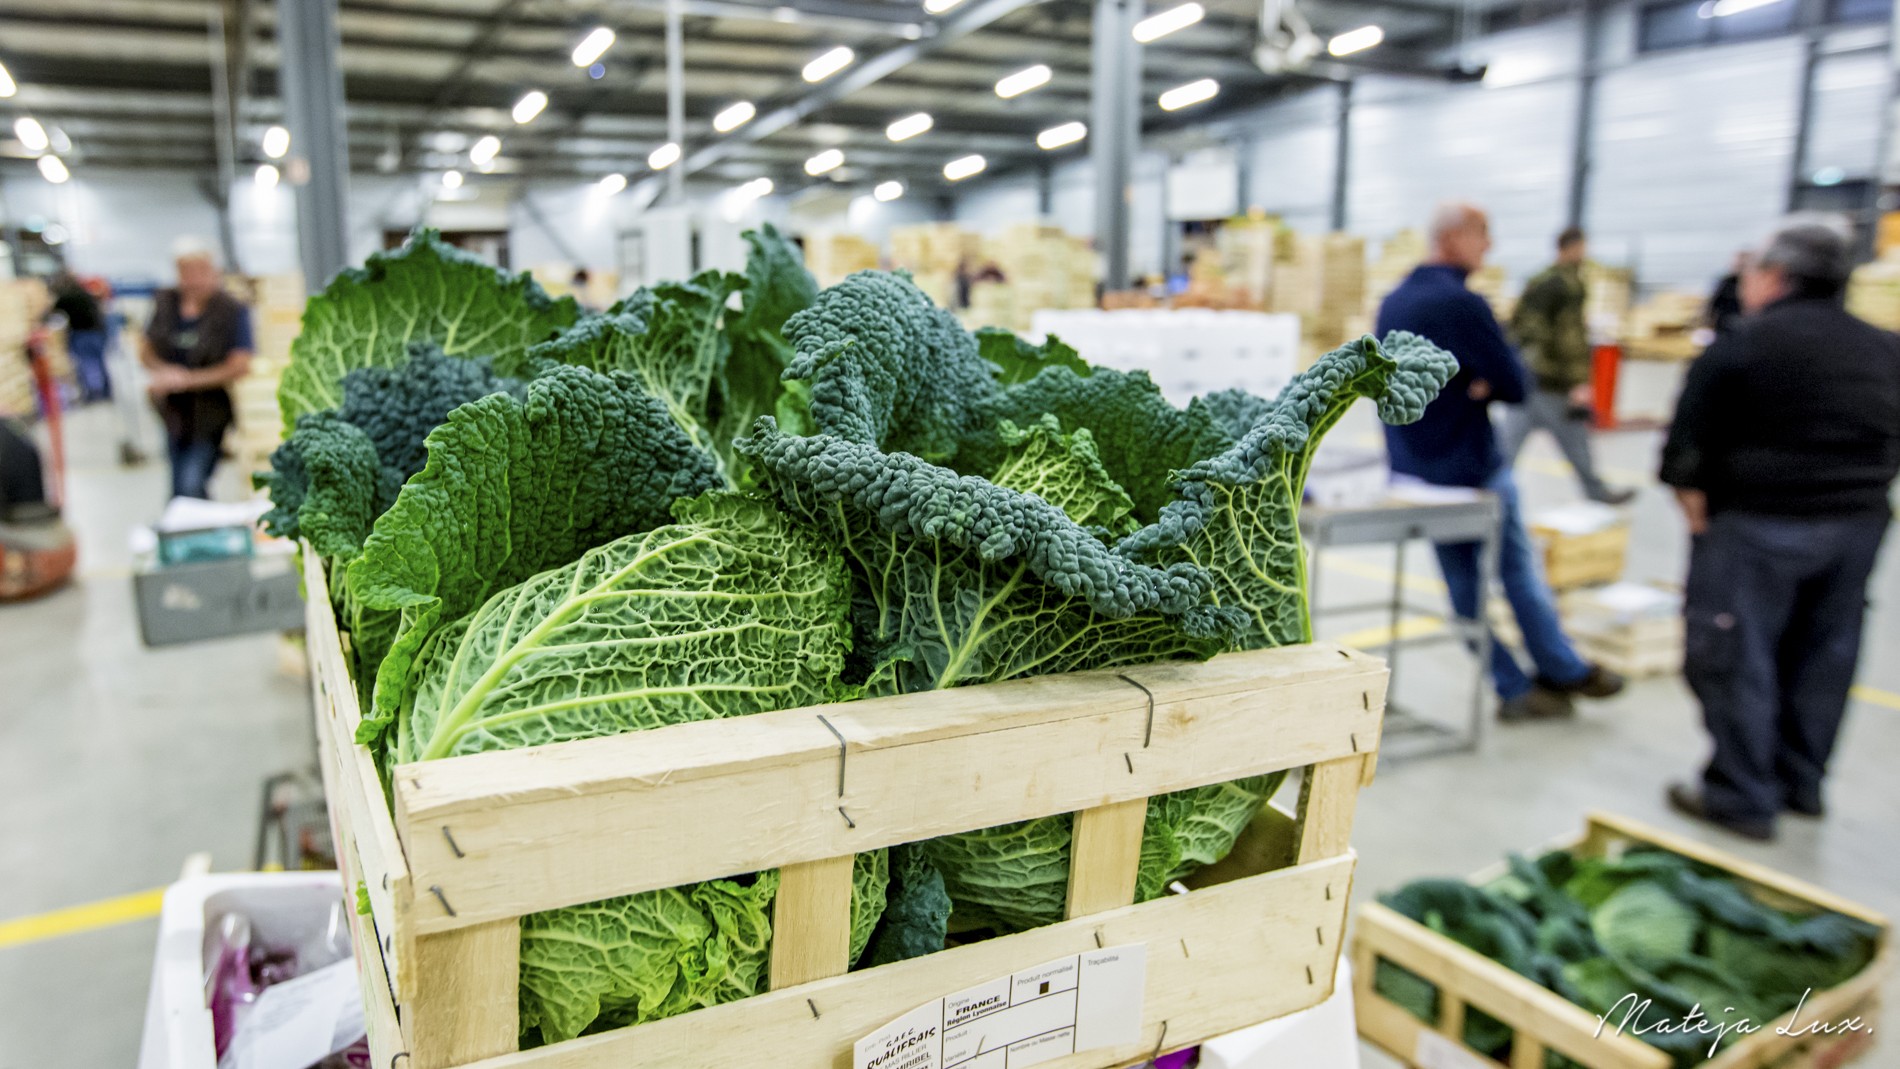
0 0 1521 196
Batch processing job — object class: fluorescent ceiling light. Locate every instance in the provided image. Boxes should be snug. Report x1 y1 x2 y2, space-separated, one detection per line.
943 154 986 181
0 61 15 98
1706 0 1785 14
803 45 854 83
648 141 681 170
805 148 845 175
1132 2 1204 43
924 0 964 12
886 112 933 142
255 163 279 189
572 27 615 67
598 172 627 195
470 135 501 165
38 155 69 184
874 180 904 202
262 124 290 159
1327 25 1384 56
736 177 774 200
1158 78 1219 111
714 101 756 133
48 126 70 155
995 64 1052 99
512 90 548 124
442 169 464 189
15 116 48 153
1037 121 1087 150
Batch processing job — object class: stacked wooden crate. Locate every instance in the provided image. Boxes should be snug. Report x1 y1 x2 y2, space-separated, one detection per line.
1847 256 1900 330
977 223 1096 331
890 222 977 309
230 273 305 478
1489 582 1682 679
803 233 881 288
0 280 42 417
1213 217 1287 307
306 541 1392 1069
1623 292 1706 361
1268 233 1366 353
1581 262 1633 341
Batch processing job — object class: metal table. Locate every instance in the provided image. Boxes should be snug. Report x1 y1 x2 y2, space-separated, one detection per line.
1300 493 1501 759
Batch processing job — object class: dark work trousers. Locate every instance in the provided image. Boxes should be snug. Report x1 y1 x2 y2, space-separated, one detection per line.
1683 510 1890 823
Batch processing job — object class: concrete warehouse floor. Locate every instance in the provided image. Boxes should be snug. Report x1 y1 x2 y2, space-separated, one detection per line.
1 361 1895 1069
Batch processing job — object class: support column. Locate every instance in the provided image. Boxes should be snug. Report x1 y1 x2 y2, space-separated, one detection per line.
1036 161 1055 217
1786 32 1823 212
278 0 350 292
1566 0 1607 229
1330 80 1352 232
666 0 685 205
1091 0 1141 290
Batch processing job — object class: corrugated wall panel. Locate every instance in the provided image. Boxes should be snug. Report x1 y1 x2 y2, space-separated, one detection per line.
1585 38 1803 293
1804 47 1890 179
1241 87 1339 234
1348 17 1582 282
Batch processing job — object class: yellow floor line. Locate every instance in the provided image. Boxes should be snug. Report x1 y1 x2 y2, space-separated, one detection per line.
0 886 166 950
1318 551 1447 596
1328 615 1448 650
1851 685 1900 712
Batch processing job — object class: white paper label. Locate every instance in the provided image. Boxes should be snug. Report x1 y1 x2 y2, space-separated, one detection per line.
855 944 1147 1069
218 958 365 1069
1414 1029 1497 1069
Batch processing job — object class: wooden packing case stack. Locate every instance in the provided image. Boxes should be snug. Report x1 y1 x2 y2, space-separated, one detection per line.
306 549 1392 1069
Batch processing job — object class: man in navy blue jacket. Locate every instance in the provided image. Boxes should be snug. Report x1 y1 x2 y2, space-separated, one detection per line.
1377 203 1625 720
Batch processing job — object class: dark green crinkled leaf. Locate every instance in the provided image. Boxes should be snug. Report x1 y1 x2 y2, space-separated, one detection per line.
975 327 1092 385
988 415 1139 537
714 224 822 481
865 845 953 967
277 228 578 427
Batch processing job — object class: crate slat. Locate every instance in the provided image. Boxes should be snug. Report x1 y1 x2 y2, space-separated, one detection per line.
767 855 858 990
305 550 415 997
390 643 1386 935
405 919 521 1067
1064 797 1149 917
460 851 1355 1069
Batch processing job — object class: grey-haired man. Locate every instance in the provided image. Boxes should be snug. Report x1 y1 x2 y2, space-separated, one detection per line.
1660 217 1900 841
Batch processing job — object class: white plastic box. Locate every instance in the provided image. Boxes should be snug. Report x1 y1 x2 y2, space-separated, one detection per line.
1030 309 1301 406
137 871 346 1069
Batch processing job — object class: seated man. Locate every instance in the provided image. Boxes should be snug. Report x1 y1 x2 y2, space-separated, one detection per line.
1377 203 1625 720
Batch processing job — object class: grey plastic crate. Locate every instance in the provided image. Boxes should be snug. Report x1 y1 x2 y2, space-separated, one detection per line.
134 553 304 647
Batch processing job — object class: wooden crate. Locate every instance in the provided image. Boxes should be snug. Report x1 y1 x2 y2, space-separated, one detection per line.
1488 587 1683 680
1354 812 1892 1069
1532 524 1629 591
307 551 1391 1069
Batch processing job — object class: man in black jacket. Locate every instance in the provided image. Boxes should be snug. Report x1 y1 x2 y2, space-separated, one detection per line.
1660 218 1900 841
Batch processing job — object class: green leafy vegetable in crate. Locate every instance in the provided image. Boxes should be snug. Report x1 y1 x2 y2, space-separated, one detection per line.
263 228 1457 1045
1374 846 1879 1068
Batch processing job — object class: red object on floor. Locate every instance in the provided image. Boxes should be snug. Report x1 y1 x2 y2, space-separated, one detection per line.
27 327 66 507
1591 343 1621 430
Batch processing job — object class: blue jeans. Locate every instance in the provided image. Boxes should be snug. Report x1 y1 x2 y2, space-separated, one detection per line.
1684 511 1888 823
69 330 110 401
1433 468 1591 701
167 437 221 499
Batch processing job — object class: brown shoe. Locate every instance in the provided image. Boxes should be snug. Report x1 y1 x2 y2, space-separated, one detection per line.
1499 687 1576 722
1541 664 1626 699
1666 782 1775 841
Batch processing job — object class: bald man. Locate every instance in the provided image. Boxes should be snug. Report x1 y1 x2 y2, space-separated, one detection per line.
140 239 254 499
1377 203 1624 721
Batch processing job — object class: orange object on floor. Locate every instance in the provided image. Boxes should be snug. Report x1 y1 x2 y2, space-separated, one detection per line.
1591 343 1621 430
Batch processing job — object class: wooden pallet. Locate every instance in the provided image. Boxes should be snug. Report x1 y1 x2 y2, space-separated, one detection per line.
1353 812 1891 1069
1532 525 1630 592
307 551 1391 1069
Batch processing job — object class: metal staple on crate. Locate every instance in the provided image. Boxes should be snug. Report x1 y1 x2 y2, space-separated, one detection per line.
1142 1021 1170 1067
816 713 855 827
1114 673 1157 748
441 825 464 859
807 998 821 1020
391 1053 410 1067
428 885 457 917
